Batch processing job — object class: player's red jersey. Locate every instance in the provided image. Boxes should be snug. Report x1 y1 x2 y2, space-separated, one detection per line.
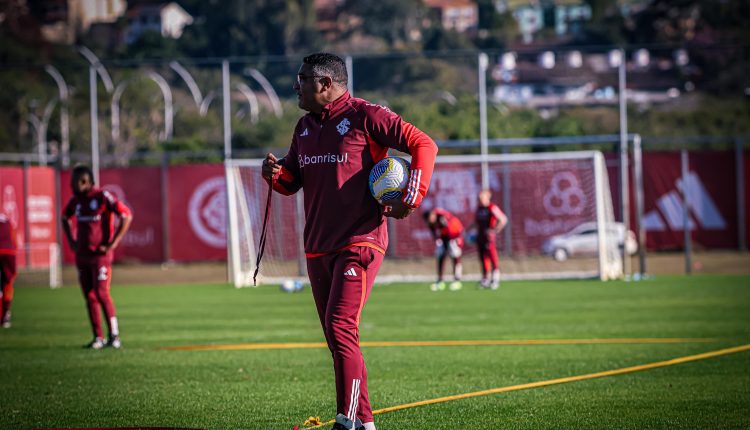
431 208 464 240
475 203 506 235
0 214 16 255
63 188 131 262
270 91 438 255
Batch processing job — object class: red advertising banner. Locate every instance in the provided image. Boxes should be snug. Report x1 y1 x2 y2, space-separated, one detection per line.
167 164 226 262
0 167 26 266
640 152 737 250
26 167 57 268
392 159 598 257
61 167 165 263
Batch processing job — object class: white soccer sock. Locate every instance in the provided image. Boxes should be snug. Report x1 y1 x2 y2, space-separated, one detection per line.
454 262 462 280
362 423 376 430
492 269 500 282
109 316 119 337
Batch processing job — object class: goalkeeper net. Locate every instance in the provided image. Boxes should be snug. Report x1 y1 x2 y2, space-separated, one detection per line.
226 151 623 287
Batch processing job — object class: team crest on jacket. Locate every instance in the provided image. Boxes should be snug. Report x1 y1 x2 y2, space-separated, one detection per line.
336 118 350 135
89 199 98 210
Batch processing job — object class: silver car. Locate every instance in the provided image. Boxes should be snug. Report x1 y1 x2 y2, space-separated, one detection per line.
542 222 638 262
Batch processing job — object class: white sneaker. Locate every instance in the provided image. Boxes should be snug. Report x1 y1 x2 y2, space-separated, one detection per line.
491 280 500 290
1 311 10 328
479 279 490 289
107 335 121 349
430 281 446 292
449 280 462 291
86 337 105 350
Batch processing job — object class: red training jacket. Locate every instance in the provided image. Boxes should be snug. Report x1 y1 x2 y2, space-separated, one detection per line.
429 208 464 240
63 188 132 263
0 214 16 255
270 91 438 255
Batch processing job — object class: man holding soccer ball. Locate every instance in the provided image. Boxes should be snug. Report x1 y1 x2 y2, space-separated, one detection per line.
261 53 437 430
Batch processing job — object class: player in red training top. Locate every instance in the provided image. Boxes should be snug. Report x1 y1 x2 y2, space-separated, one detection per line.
470 189 508 289
423 208 464 292
0 212 17 328
262 53 437 430
62 165 132 350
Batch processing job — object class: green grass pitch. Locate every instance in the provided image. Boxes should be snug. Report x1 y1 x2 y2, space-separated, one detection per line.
1 275 749 429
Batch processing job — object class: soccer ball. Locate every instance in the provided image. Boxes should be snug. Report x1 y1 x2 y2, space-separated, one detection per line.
280 279 303 293
368 157 410 204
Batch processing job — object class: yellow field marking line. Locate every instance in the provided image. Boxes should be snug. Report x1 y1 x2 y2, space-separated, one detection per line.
163 338 715 351
301 343 750 429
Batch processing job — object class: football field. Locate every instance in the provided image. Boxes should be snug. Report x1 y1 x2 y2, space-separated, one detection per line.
1 275 749 429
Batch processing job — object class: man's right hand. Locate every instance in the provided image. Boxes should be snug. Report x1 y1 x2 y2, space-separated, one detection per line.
262 153 282 181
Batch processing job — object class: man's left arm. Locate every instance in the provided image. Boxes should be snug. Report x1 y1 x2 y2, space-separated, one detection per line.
364 105 438 218
101 192 133 254
492 205 508 233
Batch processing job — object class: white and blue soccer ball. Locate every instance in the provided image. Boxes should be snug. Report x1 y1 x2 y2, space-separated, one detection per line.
368 157 410 204
280 279 304 293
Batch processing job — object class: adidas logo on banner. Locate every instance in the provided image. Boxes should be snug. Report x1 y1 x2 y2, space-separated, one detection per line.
643 171 727 231
344 268 358 277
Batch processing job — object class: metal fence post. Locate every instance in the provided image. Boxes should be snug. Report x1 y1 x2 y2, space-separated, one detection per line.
681 148 692 274
735 137 746 252
633 134 646 276
160 152 171 263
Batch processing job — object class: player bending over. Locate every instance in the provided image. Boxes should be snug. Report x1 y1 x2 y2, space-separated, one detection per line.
423 208 464 291
62 165 132 349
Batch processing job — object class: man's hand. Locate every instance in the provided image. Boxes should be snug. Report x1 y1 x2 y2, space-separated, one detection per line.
262 153 281 181
97 244 113 254
382 198 413 219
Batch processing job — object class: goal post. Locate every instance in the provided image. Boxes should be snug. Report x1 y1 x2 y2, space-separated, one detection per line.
14 243 62 288
225 159 306 287
226 150 624 286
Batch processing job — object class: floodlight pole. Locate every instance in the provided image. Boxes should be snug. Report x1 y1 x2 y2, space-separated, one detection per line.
222 59 232 160
89 66 100 183
478 52 489 189
222 59 232 285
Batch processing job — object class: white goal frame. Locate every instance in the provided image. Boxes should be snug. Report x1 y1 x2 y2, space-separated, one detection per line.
226 150 622 287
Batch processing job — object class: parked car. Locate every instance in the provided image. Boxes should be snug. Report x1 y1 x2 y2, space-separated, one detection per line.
541 222 638 262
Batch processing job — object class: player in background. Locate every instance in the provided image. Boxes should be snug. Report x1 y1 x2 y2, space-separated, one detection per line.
423 208 464 291
62 165 132 350
262 53 437 430
469 189 508 289
0 212 17 328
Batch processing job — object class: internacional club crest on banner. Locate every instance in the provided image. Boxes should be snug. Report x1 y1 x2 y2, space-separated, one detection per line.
188 176 227 248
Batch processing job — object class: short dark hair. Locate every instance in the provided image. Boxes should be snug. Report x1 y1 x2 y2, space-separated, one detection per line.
303 52 348 87
72 164 94 184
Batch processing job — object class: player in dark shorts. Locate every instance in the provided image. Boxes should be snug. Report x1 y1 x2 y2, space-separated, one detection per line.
471 189 507 289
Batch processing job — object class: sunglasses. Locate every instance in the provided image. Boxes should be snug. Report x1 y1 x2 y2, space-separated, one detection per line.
296 74 328 85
